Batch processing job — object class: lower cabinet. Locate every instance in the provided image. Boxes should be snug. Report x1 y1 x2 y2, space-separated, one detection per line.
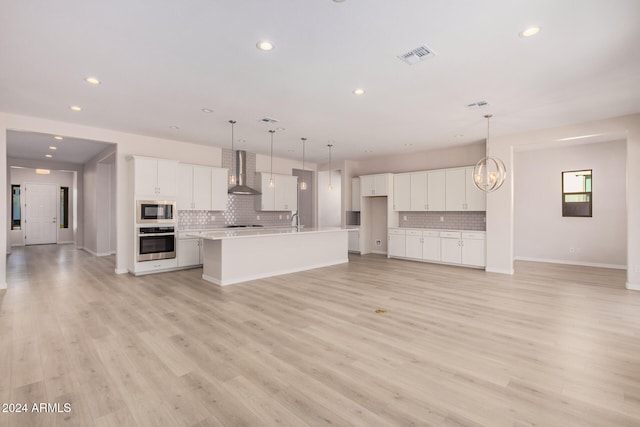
387 228 485 268
348 229 360 253
178 238 203 267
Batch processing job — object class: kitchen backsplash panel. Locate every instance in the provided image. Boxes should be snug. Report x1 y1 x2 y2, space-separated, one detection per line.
399 211 485 231
178 149 292 230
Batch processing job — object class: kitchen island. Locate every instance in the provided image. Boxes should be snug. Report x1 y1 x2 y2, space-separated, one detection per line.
191 227 349 286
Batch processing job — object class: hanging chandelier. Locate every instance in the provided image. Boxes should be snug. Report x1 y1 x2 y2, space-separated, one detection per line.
473 114 506 192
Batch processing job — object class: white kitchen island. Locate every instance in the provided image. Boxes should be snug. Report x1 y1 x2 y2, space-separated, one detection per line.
191 227 349 286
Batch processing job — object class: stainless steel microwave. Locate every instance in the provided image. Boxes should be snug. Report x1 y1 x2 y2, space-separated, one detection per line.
137 200 176 224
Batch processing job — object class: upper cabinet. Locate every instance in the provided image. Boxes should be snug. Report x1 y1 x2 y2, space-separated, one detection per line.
177 164 228 211
427 170 446 211
410 172 427 211
445 167 486 211
361 173 391 196
392 170 446 212
393 174 412 211
255 172 298 211
352 177 361 211
133 156 178 199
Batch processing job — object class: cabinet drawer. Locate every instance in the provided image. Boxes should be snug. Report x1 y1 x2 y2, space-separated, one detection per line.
406 230 422 237
440 231 461 238
462 232 486 240
423 230 440 237
388 228 406 236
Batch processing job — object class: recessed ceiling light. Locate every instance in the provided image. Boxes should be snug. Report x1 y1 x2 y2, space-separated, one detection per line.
169 125 180 130
85 77 101 85
201 108 214 113
519 26 541 38
69 105 82 111
49 146 57 150
275 127 286 131
256 40 274 51
54 136 63 140
45 154 53 158
36 169 51 175
353 88 366 95
364 149 374 153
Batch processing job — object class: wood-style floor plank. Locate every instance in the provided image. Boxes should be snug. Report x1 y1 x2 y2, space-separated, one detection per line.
1 244 639 426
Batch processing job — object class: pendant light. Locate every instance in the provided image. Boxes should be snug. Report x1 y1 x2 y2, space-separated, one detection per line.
473 114 506 192
268 130 275 188
228 120 236 185
327 143 334 191
300 137 307 190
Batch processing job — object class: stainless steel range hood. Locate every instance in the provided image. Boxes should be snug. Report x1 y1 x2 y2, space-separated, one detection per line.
228 150 261 195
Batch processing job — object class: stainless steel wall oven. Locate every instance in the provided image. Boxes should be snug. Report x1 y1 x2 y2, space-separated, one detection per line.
137 226 176 262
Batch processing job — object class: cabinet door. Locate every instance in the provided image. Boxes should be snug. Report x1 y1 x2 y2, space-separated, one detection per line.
176 164 193 210
360 175 376 196
348 230 360 252
445 168 466 211
352 177 361 211
462 238 485 267
156 159 178 198
374 174 389 196
192 166 212 210
178 239 202 267
465 167 486 211
422 235 441 261
388 232 406 257
134 157 159 196
393 174 411 211
410 172 427 211
211 167 228 211
255 173 275 211
275 175 297 211
405 233 423 259
427 170 446 211
441 237 462 264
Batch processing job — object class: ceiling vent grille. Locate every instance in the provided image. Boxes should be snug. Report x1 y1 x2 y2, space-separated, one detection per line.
260 117 279 124
466 101 489 109
397 45 436 65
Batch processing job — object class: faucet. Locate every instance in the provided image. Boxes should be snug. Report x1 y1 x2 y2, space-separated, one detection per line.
291 211 299 226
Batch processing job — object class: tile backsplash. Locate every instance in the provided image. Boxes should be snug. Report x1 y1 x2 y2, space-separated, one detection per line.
399 211 485 231
177 149 293 230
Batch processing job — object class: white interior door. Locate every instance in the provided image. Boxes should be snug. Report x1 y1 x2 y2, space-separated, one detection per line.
25 183 58 245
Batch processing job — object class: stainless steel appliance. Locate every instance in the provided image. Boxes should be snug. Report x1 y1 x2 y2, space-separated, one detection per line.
137 200 176 223
137 226 176 261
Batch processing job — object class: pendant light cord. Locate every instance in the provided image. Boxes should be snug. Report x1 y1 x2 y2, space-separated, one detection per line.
485 114 492 156
229 120 236 184
269 130 275 183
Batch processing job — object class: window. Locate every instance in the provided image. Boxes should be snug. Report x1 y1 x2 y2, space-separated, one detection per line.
562 169 592 217
60 186 69 229
11 185 21 230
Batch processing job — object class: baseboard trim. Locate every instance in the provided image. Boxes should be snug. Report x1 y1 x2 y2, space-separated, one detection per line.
485 267 515 275
515 256 626 270
114 268 129 274
626 282 640 291
82 248 111 257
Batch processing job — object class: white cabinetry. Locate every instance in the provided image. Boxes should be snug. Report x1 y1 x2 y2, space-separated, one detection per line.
348 229 360 253
393 174 412 211
255 172 298 211
387 228 406 257
133 156 178 198
427 170 446 211
422 231 441 262
445 167 486 211
440 231 462 264
410 172 428 211
352 177 361 211
211 167 229 211
177 164 211 211
361 173 390 196
461 232 486 267
178 238 203 267
405 230 423 258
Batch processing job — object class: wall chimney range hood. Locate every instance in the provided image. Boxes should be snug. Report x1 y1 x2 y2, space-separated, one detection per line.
228 150 261 195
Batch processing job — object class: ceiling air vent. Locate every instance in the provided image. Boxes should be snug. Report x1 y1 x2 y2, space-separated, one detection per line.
466 101 489 109
397 45 436 65
260 117 279 124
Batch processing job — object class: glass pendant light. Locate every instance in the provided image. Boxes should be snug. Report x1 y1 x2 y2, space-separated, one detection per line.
473 114 506 192
269 130 275 188
228 120 236 185
300 137 307 190
327 143 333 191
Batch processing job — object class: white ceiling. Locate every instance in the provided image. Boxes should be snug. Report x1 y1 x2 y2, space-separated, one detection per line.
6 131 113 164
1 0 639 164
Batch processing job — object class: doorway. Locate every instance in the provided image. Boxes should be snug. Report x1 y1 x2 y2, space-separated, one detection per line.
24 182 58 245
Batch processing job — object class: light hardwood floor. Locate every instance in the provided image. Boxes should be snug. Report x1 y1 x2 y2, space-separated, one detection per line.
1 244 640 426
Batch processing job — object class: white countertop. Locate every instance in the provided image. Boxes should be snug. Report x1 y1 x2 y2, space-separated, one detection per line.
189 226 347 241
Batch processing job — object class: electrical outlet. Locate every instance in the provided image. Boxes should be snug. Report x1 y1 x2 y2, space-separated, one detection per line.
257 215 260 220
211 215 215 221
403 215 407 221
375 240 382 246
279 214 282 220
440 216 444 222
286 214 290 220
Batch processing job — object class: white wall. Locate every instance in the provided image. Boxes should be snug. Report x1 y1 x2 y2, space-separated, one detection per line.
256 153 318 175
9 167 76 246
317 170 341 227
515 140 626 268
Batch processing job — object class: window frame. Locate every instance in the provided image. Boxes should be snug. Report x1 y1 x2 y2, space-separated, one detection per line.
562 169 592 218
11 184 21 230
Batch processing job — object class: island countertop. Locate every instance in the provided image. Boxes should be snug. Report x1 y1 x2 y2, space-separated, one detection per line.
188 226 346 241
